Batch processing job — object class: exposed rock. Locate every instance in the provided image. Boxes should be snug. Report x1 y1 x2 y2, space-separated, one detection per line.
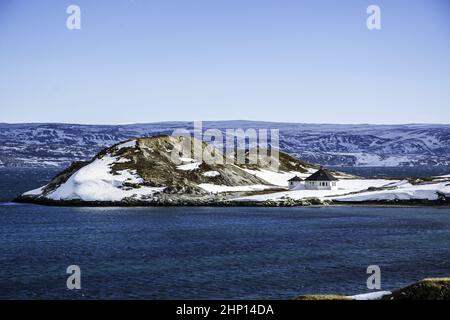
383 278 450 300
295 278 450 300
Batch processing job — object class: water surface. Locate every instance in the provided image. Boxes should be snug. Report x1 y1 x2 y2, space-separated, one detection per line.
1 168 450 299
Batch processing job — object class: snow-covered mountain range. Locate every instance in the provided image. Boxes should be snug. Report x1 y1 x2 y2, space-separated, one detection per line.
1 121 450 168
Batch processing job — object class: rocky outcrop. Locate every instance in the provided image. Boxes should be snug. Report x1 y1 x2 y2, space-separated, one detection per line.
295 278 450 300
383 278 450 300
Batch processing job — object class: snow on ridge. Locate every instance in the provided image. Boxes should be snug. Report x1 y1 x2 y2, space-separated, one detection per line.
115 140 137 150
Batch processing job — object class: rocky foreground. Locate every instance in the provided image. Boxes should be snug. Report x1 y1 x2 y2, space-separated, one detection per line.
296 278 450 300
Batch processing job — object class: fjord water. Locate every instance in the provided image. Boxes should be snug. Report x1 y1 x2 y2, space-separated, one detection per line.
1 168 450 299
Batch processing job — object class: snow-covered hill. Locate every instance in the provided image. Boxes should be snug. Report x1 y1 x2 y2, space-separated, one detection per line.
1 122 450 168
18 135 339 205
16 135 449 206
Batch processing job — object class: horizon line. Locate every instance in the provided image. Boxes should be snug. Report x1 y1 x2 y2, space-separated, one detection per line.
1 120 450 127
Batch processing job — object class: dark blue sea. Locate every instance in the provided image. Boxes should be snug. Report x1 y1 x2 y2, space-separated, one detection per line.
1 167 450 299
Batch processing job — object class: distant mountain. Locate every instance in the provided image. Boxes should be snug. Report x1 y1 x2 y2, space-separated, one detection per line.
1 122 450 168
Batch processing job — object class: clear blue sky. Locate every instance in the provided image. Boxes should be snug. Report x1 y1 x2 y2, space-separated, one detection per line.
1 0 449 124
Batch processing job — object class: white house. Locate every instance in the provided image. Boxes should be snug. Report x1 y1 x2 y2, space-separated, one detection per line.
304 167 338 190
287 175 303 190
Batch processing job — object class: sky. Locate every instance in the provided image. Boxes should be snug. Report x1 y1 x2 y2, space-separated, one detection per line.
0 0 449 124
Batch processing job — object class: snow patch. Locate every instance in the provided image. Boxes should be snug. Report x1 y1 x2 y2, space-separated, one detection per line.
348 291 392 300
23 186 46 196
329 152 414 167
335 181 450 202
176 157 202 171
45 154 164 201
177 161 201 171
199 184 274 194
237 179 393 202
203 171 220 177
115 140 136 150
243 169 312 187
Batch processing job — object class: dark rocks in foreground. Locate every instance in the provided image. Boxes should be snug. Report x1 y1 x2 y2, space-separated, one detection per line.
384 278 450 300
296 278 450 300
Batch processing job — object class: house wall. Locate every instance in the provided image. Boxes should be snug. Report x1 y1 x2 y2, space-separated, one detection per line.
288 181 304 190
305 181 338 190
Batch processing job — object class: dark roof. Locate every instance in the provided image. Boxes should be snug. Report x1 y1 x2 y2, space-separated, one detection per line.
305 168 338 181
288 175 303 182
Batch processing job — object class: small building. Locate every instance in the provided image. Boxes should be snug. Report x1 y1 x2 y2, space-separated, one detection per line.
288 175 303 190
305 167 338 190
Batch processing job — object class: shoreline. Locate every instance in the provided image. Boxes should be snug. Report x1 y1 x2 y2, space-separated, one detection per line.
295 278 450 300
12 196 450 208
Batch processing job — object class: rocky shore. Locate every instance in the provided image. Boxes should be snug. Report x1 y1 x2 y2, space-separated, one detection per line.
15 193 450 207
295 278 450 300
